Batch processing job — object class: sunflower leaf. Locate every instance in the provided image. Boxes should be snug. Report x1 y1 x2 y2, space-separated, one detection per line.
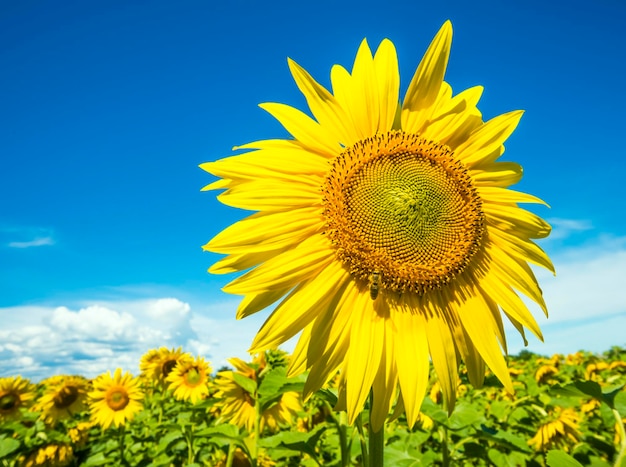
232 373 258 395
545 450 585 467
0 437 20 459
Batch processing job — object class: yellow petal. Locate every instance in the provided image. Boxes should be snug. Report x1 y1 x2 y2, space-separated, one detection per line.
287 58 359 146
470 161 523 187
394 296 430 427
216 180 321 212
206 208 323 254
401 21 453 133
424 296 457 413
236 287 293 319
345 291 385 424
454 289 513 393
373 39 400 132
479 186 549 206
223 234 334 294
455 110 523 166
259 102 342 156
249 260 351 351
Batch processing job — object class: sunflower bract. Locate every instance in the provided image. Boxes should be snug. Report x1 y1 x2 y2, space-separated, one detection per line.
202 20 553 431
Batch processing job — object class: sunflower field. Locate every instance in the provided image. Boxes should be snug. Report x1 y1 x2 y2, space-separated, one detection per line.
1 346 625 467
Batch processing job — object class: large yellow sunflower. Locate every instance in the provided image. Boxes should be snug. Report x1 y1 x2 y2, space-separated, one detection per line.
0 375 36 422
166 355 212 403
201 21 553 430
88 369 143 429
32 375 90 425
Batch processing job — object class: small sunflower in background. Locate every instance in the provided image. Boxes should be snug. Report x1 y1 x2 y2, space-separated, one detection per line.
202 20 553 430
214 355 301 433
528 407 582 452
0 375 35 422
32 375 90 425
21 443 74 467
140 346 191 386
88 368 143 429
166 355 212 403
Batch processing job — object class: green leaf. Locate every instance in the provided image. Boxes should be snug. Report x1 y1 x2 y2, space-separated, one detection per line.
314 388 338 406
232 373 258 395
259 424 326 460
0 437 20 459
614 391 626 415
601 384 626 410
445 402 485 430
546 450 585 467
156 429 183 453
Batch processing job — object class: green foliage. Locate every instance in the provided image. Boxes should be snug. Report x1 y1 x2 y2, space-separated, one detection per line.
1 347 626 466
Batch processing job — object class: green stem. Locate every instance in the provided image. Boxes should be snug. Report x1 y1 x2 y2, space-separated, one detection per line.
368 392 384 467
355 412 369 467
328 406 350 467
226 443 235 467
613 409 626 467
338 411 350 467
439 426 450 467
251 397 260 467
118 425 127 466
186 424 195 464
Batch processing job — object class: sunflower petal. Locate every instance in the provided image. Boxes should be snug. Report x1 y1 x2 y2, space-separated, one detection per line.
402 21 453 133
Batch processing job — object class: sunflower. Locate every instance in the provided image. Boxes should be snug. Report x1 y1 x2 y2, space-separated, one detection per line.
528 407 582 452
32 375 89 425
88 368 143 429
21 444 74 467
166 355 212 403
0 375 35 422
214 357 301 432
202 21 553 430
140 346 191 386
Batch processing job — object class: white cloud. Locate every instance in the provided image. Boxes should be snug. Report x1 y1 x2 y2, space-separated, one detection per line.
545 218 593 241
0 298 201 381
506 234 626 355
8 236 55 248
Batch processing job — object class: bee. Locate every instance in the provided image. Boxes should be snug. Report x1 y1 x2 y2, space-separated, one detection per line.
369 270 381 301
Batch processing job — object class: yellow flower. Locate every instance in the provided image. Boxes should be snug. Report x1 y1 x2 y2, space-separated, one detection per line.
22 444 73 467
528 407 582 451
140 346 191 385
0 375 35 422
67 421 94 449
166 355 212 403
214 358 301 432
535 365 559 384
32 375 89 425
585 361 609 381
202 21 552 430
88 368 143 429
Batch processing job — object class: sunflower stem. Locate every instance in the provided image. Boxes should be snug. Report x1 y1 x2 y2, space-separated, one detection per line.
337 411 350 467
251 396 260 467
439 426 450 467
355 412 369 467
226 443 235 467
613 408 626 467
368 392 384 467
118 425 128 466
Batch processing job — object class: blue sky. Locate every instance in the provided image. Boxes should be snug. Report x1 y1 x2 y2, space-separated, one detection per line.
2 0 625 380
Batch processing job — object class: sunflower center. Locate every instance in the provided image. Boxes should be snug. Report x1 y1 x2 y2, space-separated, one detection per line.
106 388 130 411
323 130 484 295
184 368 202 387
162 359 178 378
0 393 19 411
54 386 79 409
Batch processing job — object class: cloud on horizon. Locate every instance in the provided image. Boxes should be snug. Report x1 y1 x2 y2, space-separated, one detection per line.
1 225 55 248
2 221 625 381
8 236 55 248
